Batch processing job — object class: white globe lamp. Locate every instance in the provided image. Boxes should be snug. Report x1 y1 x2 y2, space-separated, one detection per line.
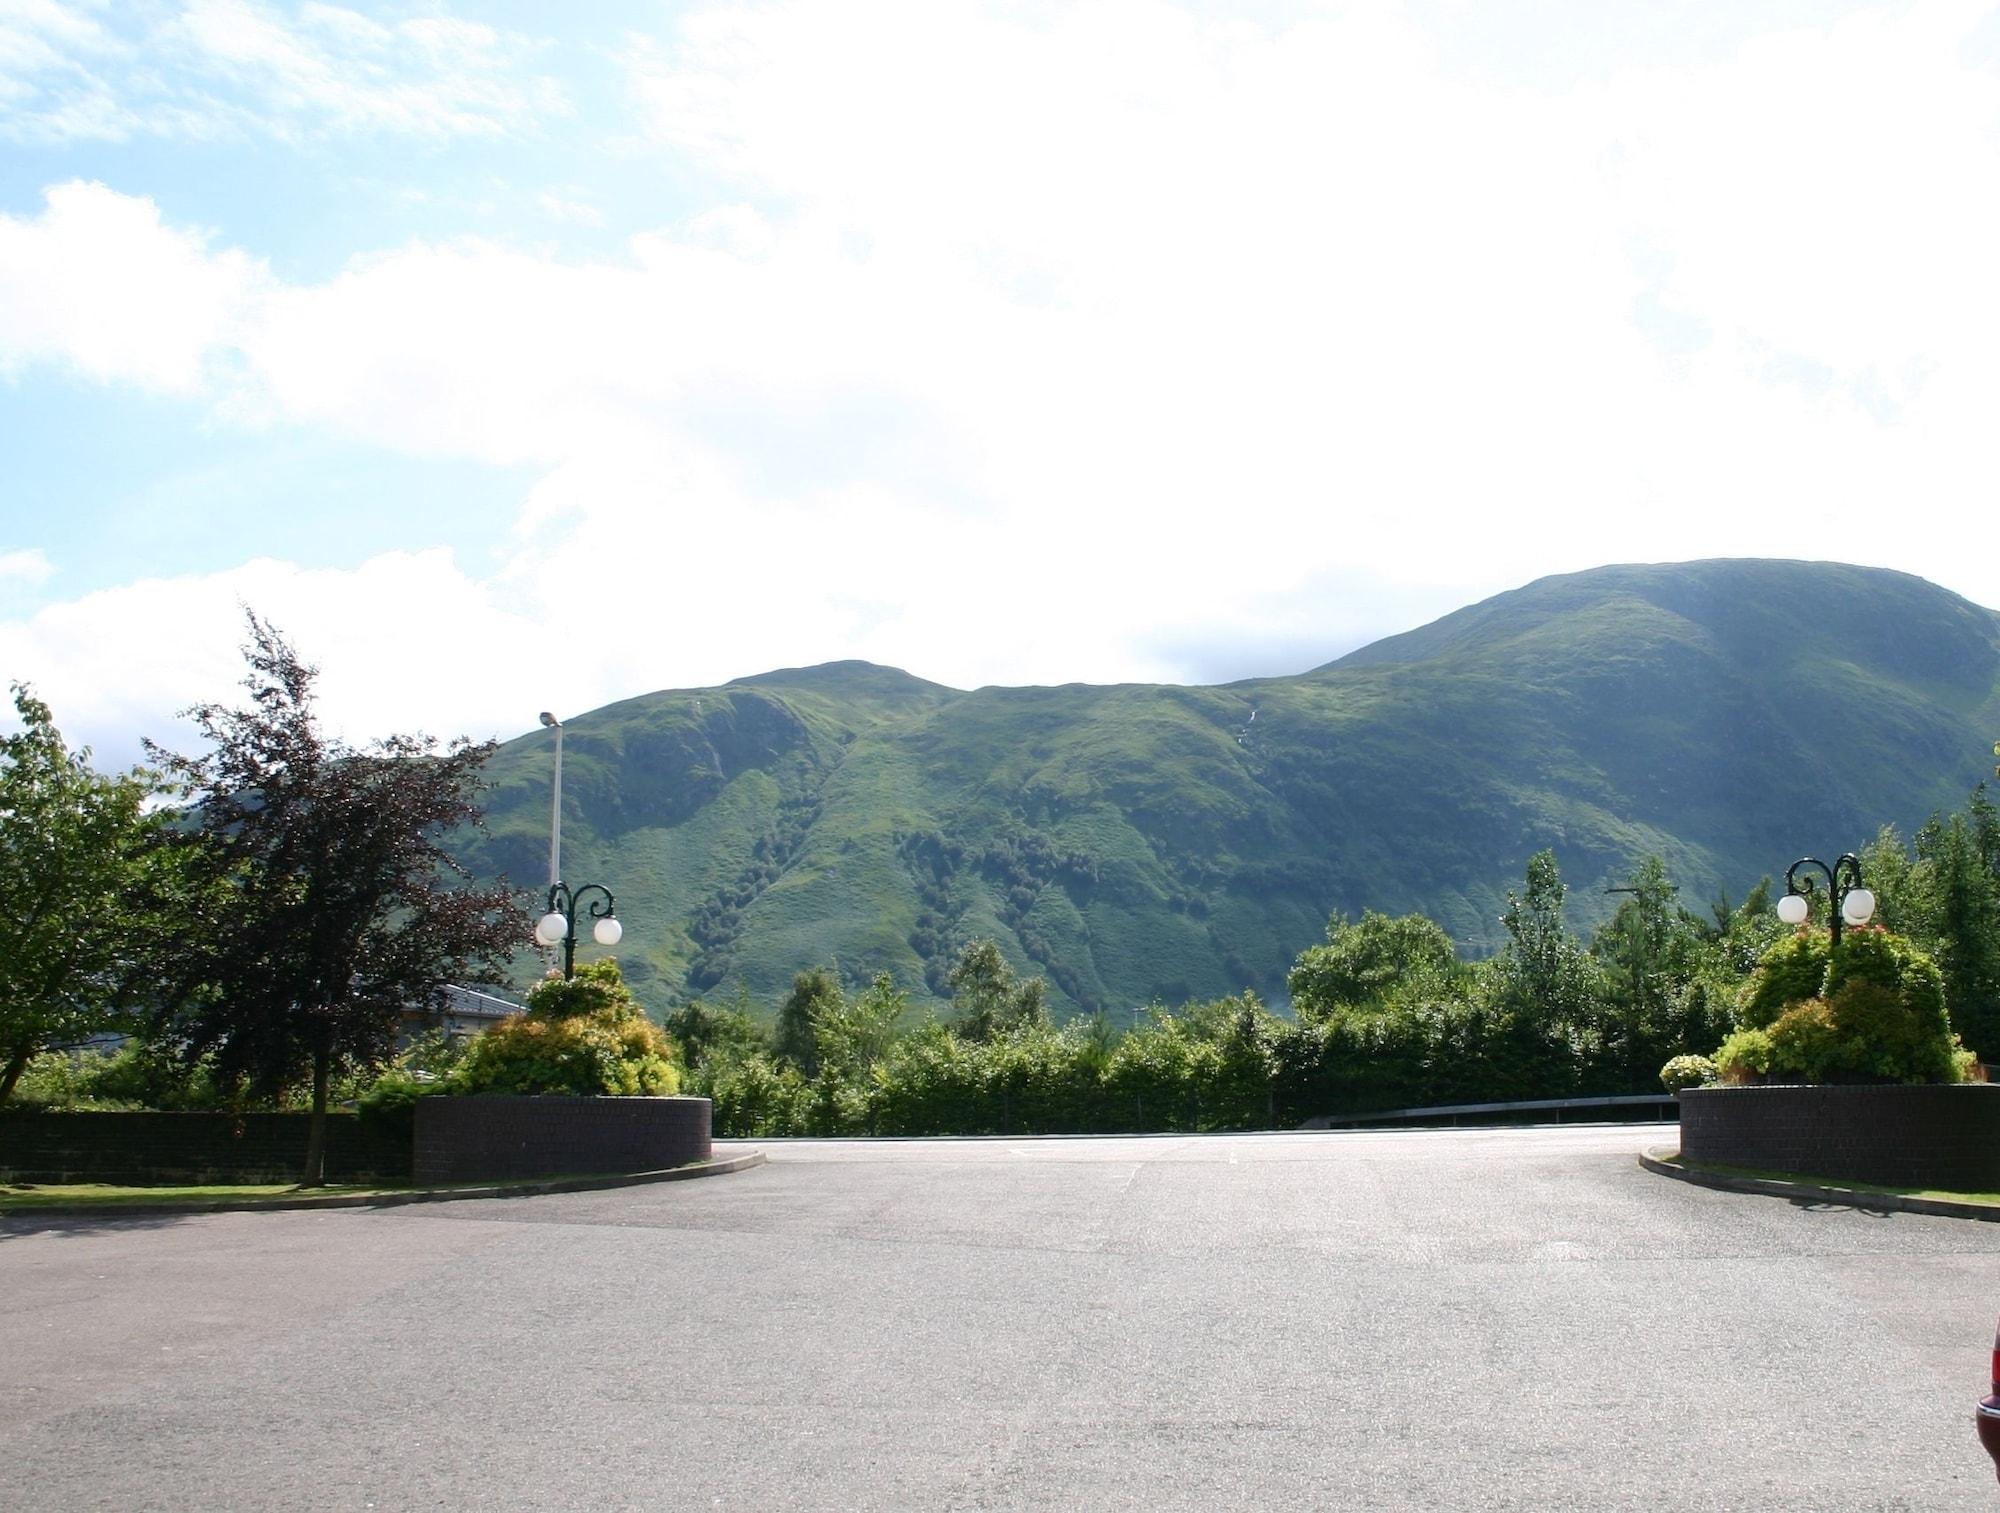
535 910 568 946
593 916 623 947
1776 892 1810 926
1841 888 1876 927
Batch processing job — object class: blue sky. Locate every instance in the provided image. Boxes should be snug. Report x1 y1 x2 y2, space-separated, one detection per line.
3 0 1998 768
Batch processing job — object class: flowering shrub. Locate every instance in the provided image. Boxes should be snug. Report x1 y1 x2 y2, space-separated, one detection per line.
1658 1054 1716 1093
450 961 681 1098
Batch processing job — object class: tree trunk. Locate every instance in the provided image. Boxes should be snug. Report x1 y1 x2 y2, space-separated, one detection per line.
0 1041 36 1103
302 1046 331 1188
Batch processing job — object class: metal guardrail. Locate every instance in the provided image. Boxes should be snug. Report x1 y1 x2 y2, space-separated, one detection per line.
1303 1092 1680 1130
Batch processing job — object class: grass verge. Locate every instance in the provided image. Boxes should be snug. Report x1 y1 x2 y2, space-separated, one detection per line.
1654 1151 2000 1209
2 1180 463 1211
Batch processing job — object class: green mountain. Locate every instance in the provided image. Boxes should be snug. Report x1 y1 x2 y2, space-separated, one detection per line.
464 560 2000 1016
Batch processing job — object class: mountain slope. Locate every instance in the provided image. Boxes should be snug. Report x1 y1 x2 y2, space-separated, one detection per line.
463 560 2000 1016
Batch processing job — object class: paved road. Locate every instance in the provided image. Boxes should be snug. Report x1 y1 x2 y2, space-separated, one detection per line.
2 1125 1995 1511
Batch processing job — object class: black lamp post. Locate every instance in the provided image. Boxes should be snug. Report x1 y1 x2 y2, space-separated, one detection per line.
1777 853 1876 948
534 881 621 979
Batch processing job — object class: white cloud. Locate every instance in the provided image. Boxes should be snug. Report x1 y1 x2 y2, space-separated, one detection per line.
0 180 263 392
0 547 54 586
0 549 557 769
537 190 604 229
0 0 565 143
4 0 2000 756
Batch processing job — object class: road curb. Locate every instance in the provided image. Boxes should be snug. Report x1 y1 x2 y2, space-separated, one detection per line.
0 1150 768 1221
1638 1149 2000 1223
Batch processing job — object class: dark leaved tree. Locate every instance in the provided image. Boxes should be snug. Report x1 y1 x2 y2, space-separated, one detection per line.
151 615 525 1184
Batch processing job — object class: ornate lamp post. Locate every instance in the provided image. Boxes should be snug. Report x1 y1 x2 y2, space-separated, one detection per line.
533 710 622 978
1776 853 1876 948
534 881 622 979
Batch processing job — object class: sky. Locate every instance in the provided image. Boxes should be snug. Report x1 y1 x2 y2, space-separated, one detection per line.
3 0 1998 770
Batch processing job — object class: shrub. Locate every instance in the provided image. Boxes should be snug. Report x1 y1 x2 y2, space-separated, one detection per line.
9 1049 105 1108
454 1011 680 1097
1659 1054 1716 1093
1764 997 1845 1082
450 961 681 1098
1714 1027 1775 1084
1719 930 1965 1085
695 1052 811 1136
1737 932 1829 1029
355 1066 438 1138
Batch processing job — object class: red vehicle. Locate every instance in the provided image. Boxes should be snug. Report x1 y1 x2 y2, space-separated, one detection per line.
1980 1317 2000 1480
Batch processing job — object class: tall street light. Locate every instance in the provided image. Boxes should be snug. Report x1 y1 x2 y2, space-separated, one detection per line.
538 711 562 886
534 709 622 978
1777 852 1876 948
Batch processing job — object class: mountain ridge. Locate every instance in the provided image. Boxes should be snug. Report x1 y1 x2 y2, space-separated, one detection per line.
463 560 2000 1017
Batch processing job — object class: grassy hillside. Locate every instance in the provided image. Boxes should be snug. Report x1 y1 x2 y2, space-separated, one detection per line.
461 560 2000 1018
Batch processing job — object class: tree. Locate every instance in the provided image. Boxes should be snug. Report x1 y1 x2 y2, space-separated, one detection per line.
1909 791 2000 1058
663 988 770 1074
1590 856 1703 1087
1288 910 1460 1024
774 966 842 1074
1485 850 1606 1093
812 972 906 1076
150 616 524 1184
947 939 1049 1042
0 686 175 1102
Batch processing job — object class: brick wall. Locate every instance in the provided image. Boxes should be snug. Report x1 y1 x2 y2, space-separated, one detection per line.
0 1111 413 1185
1679 1084 2000 1190
413 1095 711 1184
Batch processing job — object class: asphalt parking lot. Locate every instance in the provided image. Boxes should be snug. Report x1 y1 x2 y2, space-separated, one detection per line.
3 1124 1995 1511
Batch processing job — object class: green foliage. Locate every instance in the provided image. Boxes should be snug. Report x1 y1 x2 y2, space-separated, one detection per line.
814 972 906 1076
1718 929 1963 1085
8 1040 232 1111
774 966 841 1073
1490 851 1604 1026
662 994 770 1073
948 940 1051 1043
1288 911 1459 1024
522 959 644 1021
695 1052 812 1137
1714 1027 1775 1083
9 1049 117 1109
354 1033 470 1137
1737 932 1830 1029
452 961 681 1098
1659 1054 1716 1093
0 686 180 1103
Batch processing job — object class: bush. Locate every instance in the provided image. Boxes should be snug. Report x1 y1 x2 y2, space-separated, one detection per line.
695 1053 811 1136
1659 1054 1716 1093
1764 997 1845 1082
455 1011 680 1097
450 961 681 1099
1717 930 1965 1085
355 1066 438 1138
9 1049 112 1108
1737 932 1830 1029
1714 1027 1775 1084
